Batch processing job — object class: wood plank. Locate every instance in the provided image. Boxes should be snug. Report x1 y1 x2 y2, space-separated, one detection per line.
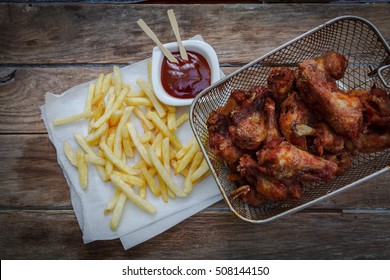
0 4 389 65
1 134 389 209
1 210 389 259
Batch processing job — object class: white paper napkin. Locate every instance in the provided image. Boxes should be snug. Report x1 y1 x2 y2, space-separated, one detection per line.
40 36 223 250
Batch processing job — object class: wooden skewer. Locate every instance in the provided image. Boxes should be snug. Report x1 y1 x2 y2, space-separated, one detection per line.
137 19 179 64
167 9 188 61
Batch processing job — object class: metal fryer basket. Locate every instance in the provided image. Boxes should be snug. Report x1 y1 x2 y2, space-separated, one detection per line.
190 16 390 223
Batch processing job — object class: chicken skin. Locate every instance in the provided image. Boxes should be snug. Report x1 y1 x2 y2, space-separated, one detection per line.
207 110 243 164
267 67 296 103
256 138 338 182
229 86 270 150
279 91 311 150
297 55 363 139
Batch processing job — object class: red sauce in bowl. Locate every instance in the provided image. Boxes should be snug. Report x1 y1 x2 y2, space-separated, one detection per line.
161 51 211 99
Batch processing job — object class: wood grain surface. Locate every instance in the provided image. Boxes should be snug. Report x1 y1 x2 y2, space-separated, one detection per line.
0 2 389 260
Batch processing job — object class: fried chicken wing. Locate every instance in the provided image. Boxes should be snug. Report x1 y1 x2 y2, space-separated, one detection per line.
267 67 296 103
229 86 270 150
230 185 265 206
256 138 338 182
297 56 363 139
279 91 311 150
238 154 288 201
314 51 348 80
207 110 243 164
264 97 281 143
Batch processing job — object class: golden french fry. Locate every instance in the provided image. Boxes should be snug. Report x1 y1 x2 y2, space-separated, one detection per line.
184 151 204 194
76 149 88 190
122 137 134 158
127 122 151 165
110 173 156 214
175 141 199 174
127 89 146 98
101 73 112 95
176 112 189 127
113 107 134 158
147 145 187 197
167 111 177 132
162 137 170 171
113 66 122 96
64 141 77 167
125 97 153 107
137 79 166 118
193 170 211 185
158 175 168 203
85 122 108 145
152 132 163 158
74 132 96 156
99 142 137 175
109 192 127 231
139 131 153 144
85 154 106 165
133 107 154 130
92 86 129 128
176 137 196 160
190 158 209 183
140 164 161 196
109 110 123 127
53 111 92 126
112 171 145 187
104 188 121 215
85 83 95 113
147 111 182 150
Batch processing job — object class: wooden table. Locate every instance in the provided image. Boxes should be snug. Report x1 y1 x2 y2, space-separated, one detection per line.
1 2 389 260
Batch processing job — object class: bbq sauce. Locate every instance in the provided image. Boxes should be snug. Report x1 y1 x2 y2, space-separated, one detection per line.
161 51 211 99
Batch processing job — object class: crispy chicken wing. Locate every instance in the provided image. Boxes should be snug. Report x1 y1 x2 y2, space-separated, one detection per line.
267 67 296 103
229 86 270 150
297 56 363 139
207 110 243 164
238 154 288 201
256 138 338 182
279 91 311 150
313 51 348 80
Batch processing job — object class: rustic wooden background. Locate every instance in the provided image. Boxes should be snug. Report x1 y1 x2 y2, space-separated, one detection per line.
0 1 389 259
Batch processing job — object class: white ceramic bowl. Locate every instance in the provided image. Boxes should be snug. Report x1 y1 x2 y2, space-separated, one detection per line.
151 39 220 106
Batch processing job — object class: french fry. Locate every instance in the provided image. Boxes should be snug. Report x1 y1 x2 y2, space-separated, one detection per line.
127 122 151 165
101 73 112 95
184 151 203 194
133 107 154 130
85 154 106 166
112 171 145 187
104 188 121 215
74 132 96 156
190 158 209 183
85 83 95 113
113 66 122 96
139 164 161 196
110 173 156 214
125 97 153 107
85 122 108 145
139 131 153 144
152 132 163 158
158 175 168 203
176 137 196 160
137 79 166 118
63 141 77 167
162 137 170 171
175 141 199 174
109 110 123 127
127 89 146 98
139 184 147 199
167 111 177 132
113 107 133 158
109 192 127 231
176 112 189 127
53 111 92 126
147 145 187 197
92 86 129 129
76 149 88 190
99 142 137 175
147 111 182 150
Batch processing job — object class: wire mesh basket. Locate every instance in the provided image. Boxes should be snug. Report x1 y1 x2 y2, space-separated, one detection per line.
190 16 390 223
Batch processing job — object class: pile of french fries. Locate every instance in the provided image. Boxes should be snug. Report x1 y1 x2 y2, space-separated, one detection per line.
53 63 210 231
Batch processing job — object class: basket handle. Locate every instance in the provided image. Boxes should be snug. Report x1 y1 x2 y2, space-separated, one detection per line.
377 64 390 89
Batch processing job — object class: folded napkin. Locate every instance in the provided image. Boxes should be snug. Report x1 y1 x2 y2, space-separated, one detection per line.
40 36 222 249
